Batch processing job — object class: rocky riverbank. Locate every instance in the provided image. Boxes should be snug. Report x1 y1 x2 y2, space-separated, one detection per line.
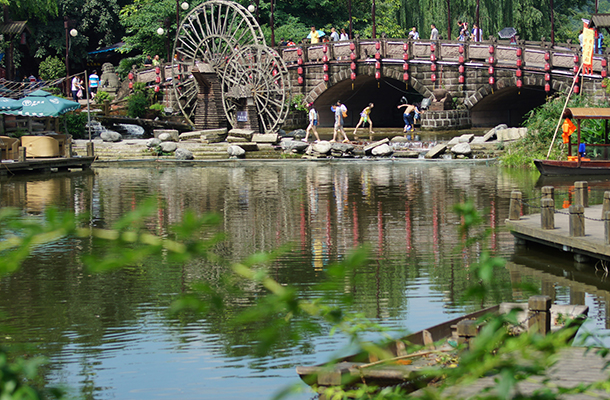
73 124 523 162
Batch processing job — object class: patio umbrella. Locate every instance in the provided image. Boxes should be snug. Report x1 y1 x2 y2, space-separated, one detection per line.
2 89 80 117
498 27 517 39
307 30 326 39
0 97 22 111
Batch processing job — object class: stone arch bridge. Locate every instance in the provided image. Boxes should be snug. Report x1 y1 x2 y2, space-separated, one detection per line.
280 37 608 129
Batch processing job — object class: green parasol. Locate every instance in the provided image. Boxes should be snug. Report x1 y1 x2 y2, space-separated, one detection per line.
2 90 80 117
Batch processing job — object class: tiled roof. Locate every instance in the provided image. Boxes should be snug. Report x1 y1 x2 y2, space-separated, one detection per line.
0 21 28 35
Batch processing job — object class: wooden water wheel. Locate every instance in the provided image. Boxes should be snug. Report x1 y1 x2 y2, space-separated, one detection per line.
221 45 290 133
171 0 265 126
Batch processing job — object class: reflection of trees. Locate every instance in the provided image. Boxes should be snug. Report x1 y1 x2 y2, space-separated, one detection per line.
0 163 537 386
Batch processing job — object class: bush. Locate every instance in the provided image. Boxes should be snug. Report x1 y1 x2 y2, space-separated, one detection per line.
94 91 112 105
117 55 146 80
61 112 88 139
127 92 148 118
38 56 66 81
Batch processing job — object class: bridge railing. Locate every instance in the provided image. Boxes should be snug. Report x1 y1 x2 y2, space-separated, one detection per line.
280 36 607 76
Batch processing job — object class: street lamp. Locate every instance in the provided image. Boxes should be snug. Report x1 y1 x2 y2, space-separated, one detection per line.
64 16 78 96
247 3 255 13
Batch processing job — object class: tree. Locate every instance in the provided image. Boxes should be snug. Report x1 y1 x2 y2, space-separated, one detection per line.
38 55 66 80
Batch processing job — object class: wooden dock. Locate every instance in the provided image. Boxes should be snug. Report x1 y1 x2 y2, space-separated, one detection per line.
0 156 95 176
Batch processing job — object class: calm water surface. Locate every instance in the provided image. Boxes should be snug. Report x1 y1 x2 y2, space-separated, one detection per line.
1 160 610 400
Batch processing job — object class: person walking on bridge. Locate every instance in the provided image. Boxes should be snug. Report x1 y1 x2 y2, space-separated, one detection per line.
430 24 439 40
408 26 419 40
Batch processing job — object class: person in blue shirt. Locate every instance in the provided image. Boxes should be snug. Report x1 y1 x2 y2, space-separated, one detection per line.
89 70 99 98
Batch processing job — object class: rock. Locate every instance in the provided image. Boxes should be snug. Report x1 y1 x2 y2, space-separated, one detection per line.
100 131 122 142
229 128 254 141
313 141 332 154
158 132 177 142
252 133 279 143
153 129 179 142
393 151 420 158
281 139 309 152
288 129 306 139
451 142 472 155
278 129 287 137
227 145 246 158
458 134 474 143
425 143 447 158
227 136 249 143
447 137 460 146
180 128 227 141
471 136 486 144
146 138 161 148
330 142 354 153
353 147 366 156
496 127 527 141
482 124 508 141
372 143 393 156
175 148 194 160
159 142 178 153
201 131 228 143
236 143 258 151
364 138 389 153
390 136 410 143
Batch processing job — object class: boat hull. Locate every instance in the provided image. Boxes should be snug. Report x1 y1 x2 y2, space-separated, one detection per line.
534 159 610 176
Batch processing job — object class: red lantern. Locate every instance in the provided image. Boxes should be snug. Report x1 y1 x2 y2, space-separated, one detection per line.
544 52 550 61
375 61 381 69
323 45 328 53
375 71 381 80
431 73 436 82
297 48 303 56
603 80 608 88
574 85 580 93
458 45 464 54
573 65 579 74
545 83 551 92
349 43 356 51
545 73 550 81
603 70 608 78
154 85 160 92
298 76 304 84
458 55 464 64
516 79 522 88
403 43 408 51
516 59 522 67
155 76 161 83
489 76 495 85
272 69 277 76
297 58 303 65
459 75 465 83
488 56 495 64
430 54 436 62
488 45 494 53
351 53 357 61
430 43 436 52
403 53 409 61
488 66 494 74
544 63 550 71
129 81 133 89
431 63 437 71
458 65 465 73
574 55 579 63
324 74 329 81
322 55 328 63
297 67 303 75
351 72 356 80
350 62 356 70
375 52 381 60
516 68 522 77
603 58 608 67
403 72 409 80
375 42 381 50
323 64 329 72
403 63 409 71
516 48 522 57
574 76 579 83
128 72 134 80
155 66 160 74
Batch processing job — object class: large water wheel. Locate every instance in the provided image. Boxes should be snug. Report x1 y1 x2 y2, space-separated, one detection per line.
172 0 290 132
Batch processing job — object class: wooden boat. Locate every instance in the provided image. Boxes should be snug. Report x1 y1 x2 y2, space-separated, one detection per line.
535 108 610 176
296 301 588 392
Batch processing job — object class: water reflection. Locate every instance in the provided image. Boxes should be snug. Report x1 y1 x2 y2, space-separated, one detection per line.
3 161 604 400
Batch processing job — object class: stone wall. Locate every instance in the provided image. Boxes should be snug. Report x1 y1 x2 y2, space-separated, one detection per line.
421 110 471 130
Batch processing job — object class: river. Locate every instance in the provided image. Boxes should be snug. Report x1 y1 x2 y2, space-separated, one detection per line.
1 160 609 399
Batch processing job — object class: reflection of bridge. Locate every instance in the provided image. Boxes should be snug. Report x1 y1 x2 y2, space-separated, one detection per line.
280 38 608 128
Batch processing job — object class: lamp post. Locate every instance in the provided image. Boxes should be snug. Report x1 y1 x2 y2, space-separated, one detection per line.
160 2 188 62
270 0 275 47
348 0 353 39
64 16 78 96
371 0 376 38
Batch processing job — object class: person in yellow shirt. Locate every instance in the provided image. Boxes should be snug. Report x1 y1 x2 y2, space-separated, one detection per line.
353 103 374 139
310 26 320 44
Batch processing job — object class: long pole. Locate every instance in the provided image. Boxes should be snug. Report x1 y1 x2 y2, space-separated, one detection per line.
85 69 91 143
176 0 180 28
447 0 451 40
348 0 352 39
550 0 555 47
270 0 275 46
372 0 376 38
64 16 70 96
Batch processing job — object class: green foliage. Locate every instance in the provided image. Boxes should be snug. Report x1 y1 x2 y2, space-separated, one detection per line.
61 112 88 139
290 94 308 113
38 56 65 81
94 90 112 105
117 55 146 79
127 92 148 118
149 103 165 112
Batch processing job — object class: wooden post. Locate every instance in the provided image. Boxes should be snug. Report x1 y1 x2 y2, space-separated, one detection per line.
605 211 610 245
602 191 610 220
104 99 110 117
509 190 522 220
86 142 94 157
64 142 72 158
574 181 588 207
457 319 478 346
528 295 552 335
18 146 26 162
541 198 554 229
541 186 554 201
569 204 585 237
